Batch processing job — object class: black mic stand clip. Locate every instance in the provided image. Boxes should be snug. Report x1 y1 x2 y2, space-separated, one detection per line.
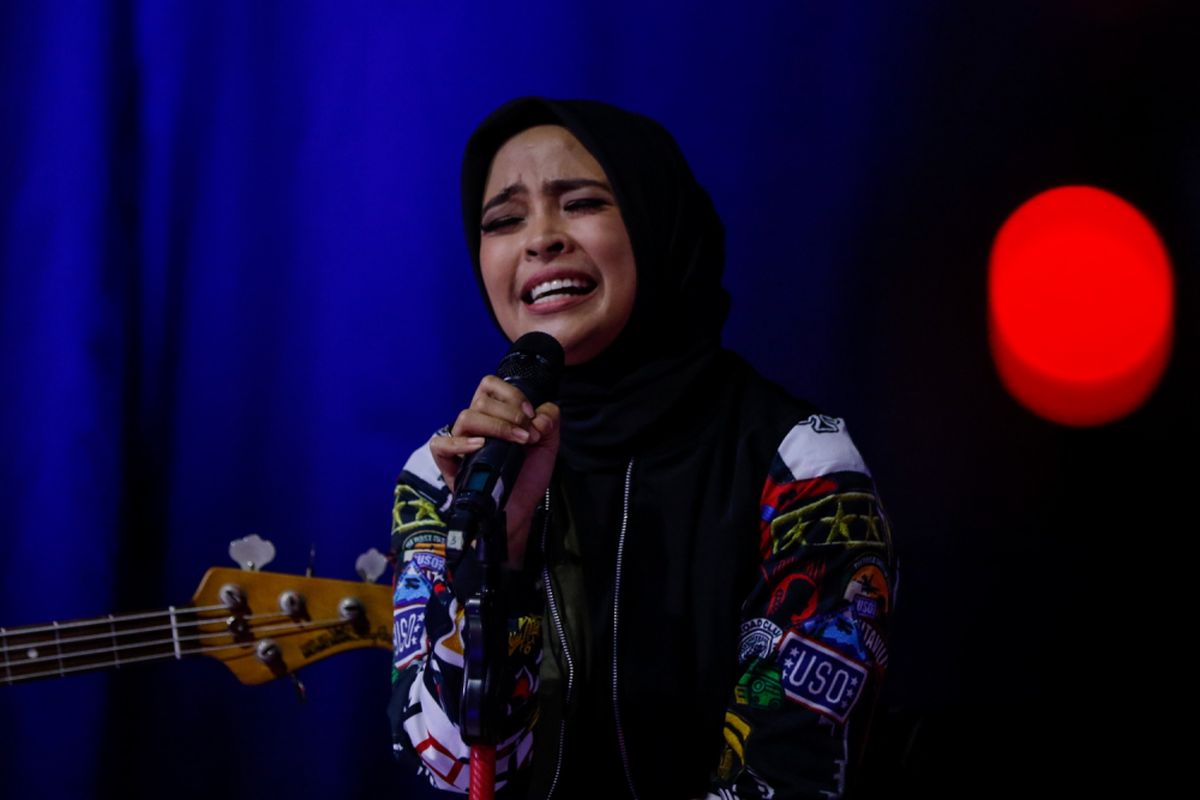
448 501 508 747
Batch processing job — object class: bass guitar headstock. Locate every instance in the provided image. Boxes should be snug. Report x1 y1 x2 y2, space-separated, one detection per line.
190 565 392 686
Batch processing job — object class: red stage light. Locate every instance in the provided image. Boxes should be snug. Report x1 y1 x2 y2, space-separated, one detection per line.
989 186 1174 426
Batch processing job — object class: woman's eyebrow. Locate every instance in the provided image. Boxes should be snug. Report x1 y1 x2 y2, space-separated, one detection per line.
482 184 524 214
481 178 613 214
543 177 612 195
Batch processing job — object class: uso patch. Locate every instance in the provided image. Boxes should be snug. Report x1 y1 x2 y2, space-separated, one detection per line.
777 631 867 724
844 553 890 621
393 603 426 670
411 549 446 583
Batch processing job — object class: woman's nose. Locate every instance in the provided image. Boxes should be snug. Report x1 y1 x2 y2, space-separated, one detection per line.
525 217 571 260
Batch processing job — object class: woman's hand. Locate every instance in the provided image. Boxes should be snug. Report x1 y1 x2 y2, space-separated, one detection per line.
429 374 560 570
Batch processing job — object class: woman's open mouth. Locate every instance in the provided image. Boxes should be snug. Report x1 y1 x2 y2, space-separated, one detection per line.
522 276 597 306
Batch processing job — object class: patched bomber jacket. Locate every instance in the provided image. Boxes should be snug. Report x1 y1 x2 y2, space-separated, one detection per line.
388 409 896 799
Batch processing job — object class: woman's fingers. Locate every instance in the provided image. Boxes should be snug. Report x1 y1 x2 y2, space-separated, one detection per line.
453 407 533 443
463 394 533 435
431 376 550 497
450 375 539 442
528 402 560 443
495 401 560 571
478 375 536 419
429 433 485 492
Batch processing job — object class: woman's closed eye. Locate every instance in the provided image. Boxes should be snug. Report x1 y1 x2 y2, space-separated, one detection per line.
482 198 610 234
564 197 610 213
481 214 521 234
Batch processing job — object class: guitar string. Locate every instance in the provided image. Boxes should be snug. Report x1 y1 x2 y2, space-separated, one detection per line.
0 614 360 662
0 604 230 637
0 609 305 657
0 616 371 685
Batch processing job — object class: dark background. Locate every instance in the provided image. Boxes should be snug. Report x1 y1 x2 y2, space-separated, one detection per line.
1 1 1195 798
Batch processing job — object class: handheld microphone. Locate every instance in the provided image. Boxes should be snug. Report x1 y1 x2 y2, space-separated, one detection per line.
446 331 564 565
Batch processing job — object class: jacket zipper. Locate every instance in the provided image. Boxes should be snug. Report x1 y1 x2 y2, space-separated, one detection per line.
612 458 639 799
540 488 573 800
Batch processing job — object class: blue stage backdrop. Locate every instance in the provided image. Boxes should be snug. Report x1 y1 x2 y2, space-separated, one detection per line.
1 2 1195 798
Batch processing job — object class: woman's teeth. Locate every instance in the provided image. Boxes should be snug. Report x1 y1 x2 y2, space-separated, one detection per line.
528 278 594 304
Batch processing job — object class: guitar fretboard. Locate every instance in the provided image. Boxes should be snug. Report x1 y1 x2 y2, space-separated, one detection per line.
0 606 206 686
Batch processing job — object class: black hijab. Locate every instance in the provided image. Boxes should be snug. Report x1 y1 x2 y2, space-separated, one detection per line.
461 97 730 468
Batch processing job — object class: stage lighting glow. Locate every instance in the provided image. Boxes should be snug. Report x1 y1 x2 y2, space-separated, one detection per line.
989 186 1173 426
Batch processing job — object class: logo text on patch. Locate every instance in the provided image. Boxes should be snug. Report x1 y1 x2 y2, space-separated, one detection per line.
777 631 867 724
393 603 426 670
739 617 783 663
411 549 445 578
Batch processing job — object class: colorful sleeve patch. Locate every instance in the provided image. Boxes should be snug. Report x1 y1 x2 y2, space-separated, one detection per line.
394 602 427 671
738 618 784 663
717 710 752 783
393 483 448 540
734 658 784 710
777 631 868 724
760 475 839 527
768 487 889 553
765 567 820 628
393 561 433 605
393 561 433 670
842 553 890 621
409 548 446 584
508 616 541 658
799 607 870 663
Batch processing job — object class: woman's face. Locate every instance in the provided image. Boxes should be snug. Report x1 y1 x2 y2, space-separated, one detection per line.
480 125 637 366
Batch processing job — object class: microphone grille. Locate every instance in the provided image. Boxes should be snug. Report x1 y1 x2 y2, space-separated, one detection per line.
498 332 564 406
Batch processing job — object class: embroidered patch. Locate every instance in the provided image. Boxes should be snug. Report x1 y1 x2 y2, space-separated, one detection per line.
844 554 890 621
853 595 879 620
801 607 870 662
735 658 784 709
394 563 432 605
400 530 446 563
393 603 426 670
717 710 752 783
777 631 868 724
739 618 784 662
392 485 446 535
508 617 541 657
856 618 889 669
766 571 819 626
770 491 888 553
410 549 446 582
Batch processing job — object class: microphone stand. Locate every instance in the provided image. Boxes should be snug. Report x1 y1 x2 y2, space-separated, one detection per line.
444 333 564 800
451 504 507 800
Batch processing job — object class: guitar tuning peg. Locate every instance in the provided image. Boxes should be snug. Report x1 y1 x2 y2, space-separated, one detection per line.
229 534 276 572
355 547 388 583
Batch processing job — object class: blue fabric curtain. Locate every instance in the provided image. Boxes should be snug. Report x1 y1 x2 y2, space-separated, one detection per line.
2 2 1194 797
